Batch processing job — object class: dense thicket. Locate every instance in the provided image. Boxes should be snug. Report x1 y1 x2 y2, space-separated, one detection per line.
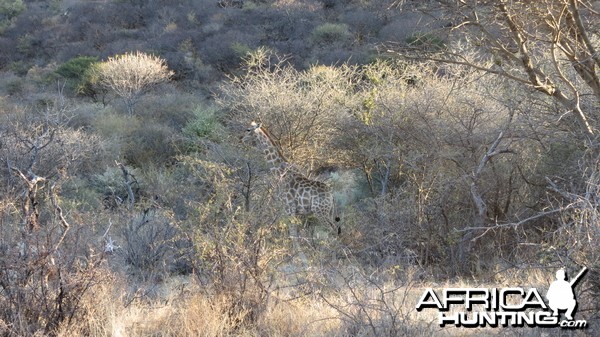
0 1 598 336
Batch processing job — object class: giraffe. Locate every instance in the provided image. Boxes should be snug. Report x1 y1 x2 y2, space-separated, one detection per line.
242 121 341 234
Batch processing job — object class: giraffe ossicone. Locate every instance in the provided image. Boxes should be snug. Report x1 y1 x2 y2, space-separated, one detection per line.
242 121 340 234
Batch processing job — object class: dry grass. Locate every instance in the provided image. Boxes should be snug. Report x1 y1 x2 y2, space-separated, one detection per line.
61 275 343 337
52 266 594 337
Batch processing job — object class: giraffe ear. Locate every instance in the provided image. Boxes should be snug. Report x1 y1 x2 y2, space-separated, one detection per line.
247 121 259 131
249 121 261 130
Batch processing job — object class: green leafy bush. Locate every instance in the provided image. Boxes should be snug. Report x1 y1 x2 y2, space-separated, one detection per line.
0 0 25 34
55 56 100 98
405 32 445 50
135 92 200 130
183 104 223 141
311 23 352 45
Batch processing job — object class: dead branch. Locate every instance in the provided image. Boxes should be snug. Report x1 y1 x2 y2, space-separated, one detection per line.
388 0 598 137
470 131 513 220
116 161 136 210
49 182 70 251
457 208 565 242
10 166 46 232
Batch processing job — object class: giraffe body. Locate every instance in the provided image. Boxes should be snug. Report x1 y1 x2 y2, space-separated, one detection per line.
243 122 340 233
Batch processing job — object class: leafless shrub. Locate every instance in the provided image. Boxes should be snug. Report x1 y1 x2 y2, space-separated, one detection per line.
394 0 600 138
0 110 107 189
218 48 353 172
95 51 174 115
0 228 108 337
180 150 292 330
0 104 110 336
543 152 600 320
316 261 431 337
121 209 178 281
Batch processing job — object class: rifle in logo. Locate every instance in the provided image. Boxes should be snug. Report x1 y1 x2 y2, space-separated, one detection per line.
546 266 587 321
415 266 589 329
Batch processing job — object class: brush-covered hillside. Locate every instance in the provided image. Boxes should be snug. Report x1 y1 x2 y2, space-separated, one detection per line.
0 0 598 336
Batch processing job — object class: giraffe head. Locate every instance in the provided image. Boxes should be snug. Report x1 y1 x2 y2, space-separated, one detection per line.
242 121 286 170
241 121 262 147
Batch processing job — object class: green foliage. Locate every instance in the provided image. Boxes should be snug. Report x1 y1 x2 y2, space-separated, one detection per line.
91 110 138 139
230 41 252 59
90 108 184 168
16 34 34 57
56 56 98 80
183 104 223 141
0 0 23 18
136 92 201 130
61 176 103 212
311 23 352 45
55 56 100 98
0 0 25 34
405 32 445 50
5 78 23 95
91 166 140 208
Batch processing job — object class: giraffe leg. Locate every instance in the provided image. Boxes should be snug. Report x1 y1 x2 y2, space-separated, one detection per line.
314 213 340 236
288 220 308 267
284 198 308 266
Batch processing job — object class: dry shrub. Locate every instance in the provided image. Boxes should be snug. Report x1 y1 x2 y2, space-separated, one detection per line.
545 153 600 323
121 209 178 281
181 151 291 329
255 298 341 337
70 280 339 337
54 271 121 337
0 107 108 185
333 61 564 276
0 184 110 337
218 48 353 171
95 51 174 115
0 102 113 336
218 50 597 280
291 257 439 337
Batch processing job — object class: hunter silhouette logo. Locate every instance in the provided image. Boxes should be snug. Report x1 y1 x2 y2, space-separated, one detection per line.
546 267 587 321
416 267 588 329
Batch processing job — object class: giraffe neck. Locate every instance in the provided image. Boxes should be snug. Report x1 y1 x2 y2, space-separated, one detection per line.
255 128 286 173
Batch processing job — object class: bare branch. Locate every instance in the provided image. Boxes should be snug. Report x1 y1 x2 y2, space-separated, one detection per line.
390 0 598 137
116 161 136 210
568 0 600 69
457 208 564 242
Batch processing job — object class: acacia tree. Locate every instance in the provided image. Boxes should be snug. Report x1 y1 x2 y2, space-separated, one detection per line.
96 51 173 115
218 48 351 172
394 0 600 139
